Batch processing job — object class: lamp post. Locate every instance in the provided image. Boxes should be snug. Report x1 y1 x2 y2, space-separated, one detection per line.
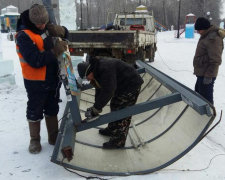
80 0 83 29
177 0 181 38
86 0 89 28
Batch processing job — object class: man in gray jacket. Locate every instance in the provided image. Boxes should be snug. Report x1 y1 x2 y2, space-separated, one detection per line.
193 17 224 104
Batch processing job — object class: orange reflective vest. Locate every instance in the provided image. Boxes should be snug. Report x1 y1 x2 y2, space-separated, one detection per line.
6 17 10 28
16 30 46 81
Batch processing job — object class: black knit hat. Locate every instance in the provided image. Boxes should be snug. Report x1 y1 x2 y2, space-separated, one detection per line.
195 17 210 30
77 62 91 79
29 4 49 25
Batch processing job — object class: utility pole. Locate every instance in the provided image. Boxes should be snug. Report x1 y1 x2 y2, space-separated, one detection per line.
162 0 166 26
86 0 89 28
177 0 181 38
203 0 206 16
80 0 83 29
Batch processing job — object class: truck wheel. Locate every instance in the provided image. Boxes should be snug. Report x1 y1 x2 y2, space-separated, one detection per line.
137 48 146 61
148 45 156 62
149 50 155 62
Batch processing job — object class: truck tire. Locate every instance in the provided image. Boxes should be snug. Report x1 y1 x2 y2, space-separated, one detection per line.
137 48 146 61
149 47 155 62
146 44 156 62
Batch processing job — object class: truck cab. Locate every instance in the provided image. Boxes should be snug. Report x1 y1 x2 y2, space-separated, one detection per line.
113 5 155 32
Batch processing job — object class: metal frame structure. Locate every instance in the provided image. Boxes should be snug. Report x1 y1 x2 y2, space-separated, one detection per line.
51 60 215 175
42 0 216 175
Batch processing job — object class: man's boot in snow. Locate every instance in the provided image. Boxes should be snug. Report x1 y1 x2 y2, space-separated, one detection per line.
99 127 114 136
45 116 58 145
28 121 42 154
103 136 126 149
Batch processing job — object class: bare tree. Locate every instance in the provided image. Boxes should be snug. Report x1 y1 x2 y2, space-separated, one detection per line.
0 0 222 29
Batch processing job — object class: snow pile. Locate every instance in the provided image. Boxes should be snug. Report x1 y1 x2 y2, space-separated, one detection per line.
0 33 15 85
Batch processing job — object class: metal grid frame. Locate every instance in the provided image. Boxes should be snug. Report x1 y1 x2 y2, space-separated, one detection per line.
51 60 215 175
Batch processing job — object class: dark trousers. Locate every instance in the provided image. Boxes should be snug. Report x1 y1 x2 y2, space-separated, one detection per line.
195 76 216 105
26 89 59 121
107 88 140 146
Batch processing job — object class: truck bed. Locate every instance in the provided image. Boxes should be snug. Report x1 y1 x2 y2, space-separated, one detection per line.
68 30 135 43
68 30 156 56
68 30 136 49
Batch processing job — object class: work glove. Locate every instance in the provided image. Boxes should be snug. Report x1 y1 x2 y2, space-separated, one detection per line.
76 77 83 88
46 24 66 38
203 77 212 85
85 107 102 119
52 39 68 57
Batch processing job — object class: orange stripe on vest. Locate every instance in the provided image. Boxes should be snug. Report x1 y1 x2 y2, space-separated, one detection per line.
16 30 47 81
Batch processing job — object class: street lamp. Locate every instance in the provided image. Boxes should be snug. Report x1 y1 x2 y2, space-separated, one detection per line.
177 0 181 38
80 0 83 29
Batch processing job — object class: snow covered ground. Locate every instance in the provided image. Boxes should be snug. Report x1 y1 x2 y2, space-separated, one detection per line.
0 31 225 180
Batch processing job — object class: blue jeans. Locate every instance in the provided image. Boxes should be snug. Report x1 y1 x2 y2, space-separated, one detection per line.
195 76 216 105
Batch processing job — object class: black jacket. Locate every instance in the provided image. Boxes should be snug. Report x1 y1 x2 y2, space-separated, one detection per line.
16 10 59 91
90 57 144 110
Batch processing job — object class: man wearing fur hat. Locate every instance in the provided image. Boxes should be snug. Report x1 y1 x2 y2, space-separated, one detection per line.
16 4 68 154
193 17 224 105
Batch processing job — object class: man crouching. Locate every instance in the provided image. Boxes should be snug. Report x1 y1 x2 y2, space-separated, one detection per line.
77 57 143 149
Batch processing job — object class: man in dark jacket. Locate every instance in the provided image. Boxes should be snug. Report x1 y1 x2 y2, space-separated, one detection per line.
16 4 68 154
193 17 224 105
77 57 143 149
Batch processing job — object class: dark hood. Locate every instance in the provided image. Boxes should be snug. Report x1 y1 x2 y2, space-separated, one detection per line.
16 9 46 34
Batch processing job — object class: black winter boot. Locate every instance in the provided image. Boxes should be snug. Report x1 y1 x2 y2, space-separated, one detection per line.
99 127 114 136
45 116 58 145
103 137 126 149
28 121 42 154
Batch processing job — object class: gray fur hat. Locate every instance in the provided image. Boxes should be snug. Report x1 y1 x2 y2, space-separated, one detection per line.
29 4 49 25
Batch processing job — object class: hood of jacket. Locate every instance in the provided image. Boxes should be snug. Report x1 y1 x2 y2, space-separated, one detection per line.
200 25 225 40
218 28 225 39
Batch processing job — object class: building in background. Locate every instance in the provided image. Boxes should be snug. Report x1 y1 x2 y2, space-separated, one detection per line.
0 5 20 33
0 0 60 28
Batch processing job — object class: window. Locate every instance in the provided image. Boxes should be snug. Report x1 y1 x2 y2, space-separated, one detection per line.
120 18 146 26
